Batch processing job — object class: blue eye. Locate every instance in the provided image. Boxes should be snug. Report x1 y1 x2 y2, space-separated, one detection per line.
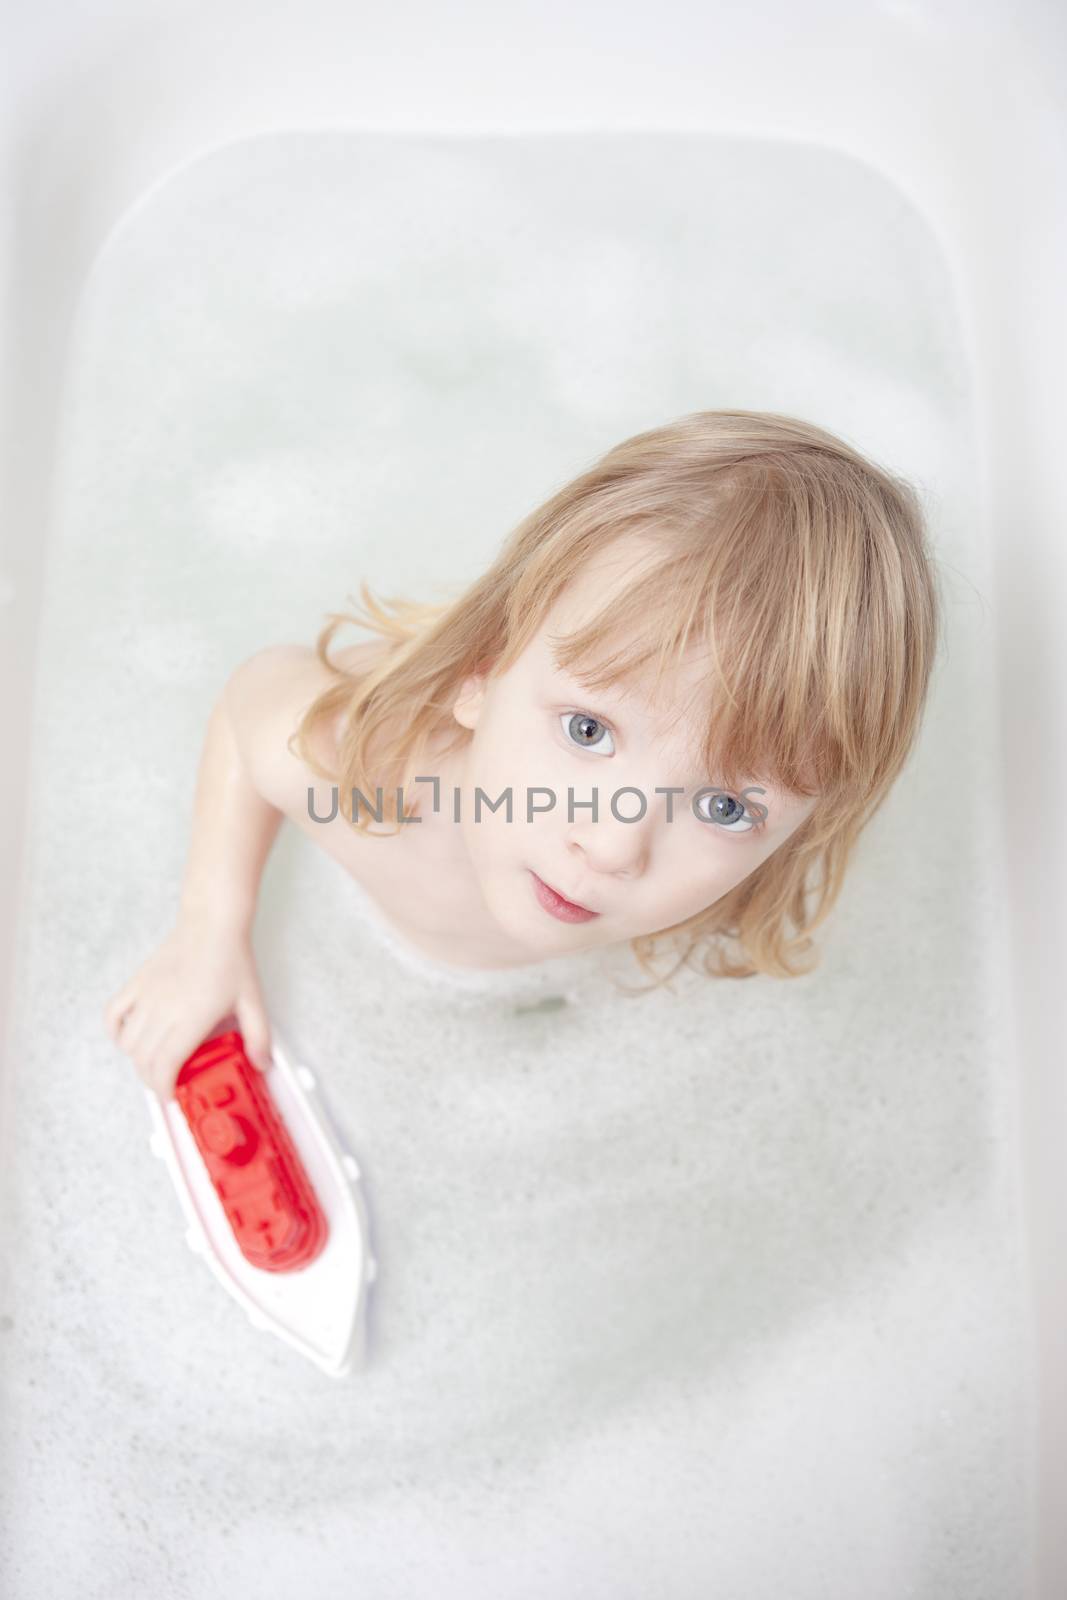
695 788 768 833
560 711 615 756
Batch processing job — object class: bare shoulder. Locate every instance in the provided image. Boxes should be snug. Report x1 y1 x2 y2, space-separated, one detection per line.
223 638 391 817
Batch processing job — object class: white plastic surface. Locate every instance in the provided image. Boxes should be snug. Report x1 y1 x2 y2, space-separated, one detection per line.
144 1033 375 1378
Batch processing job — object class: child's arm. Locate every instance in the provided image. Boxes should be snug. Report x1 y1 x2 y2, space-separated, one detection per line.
102 645 323 1101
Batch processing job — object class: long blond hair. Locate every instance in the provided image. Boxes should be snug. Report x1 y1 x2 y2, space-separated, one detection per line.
289 410 944 989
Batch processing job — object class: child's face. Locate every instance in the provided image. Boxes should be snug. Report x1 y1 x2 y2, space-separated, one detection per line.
448 539 820 957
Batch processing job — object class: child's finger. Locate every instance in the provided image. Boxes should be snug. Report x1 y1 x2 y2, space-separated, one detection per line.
103 986 138 1039
138 1016 178 1079
235 991 272 1073
156 1024 215 1100
118 1002 155 1059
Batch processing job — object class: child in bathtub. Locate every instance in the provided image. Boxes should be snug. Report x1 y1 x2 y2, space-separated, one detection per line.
103 408 943 1100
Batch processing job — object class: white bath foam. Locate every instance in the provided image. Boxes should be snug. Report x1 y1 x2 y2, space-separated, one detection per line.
153 1193 1025 1600
1 130 1028 1599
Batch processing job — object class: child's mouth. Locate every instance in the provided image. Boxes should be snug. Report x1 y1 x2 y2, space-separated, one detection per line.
528 870 601 923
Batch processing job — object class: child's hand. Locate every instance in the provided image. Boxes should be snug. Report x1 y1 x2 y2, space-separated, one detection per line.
102 913 273 1101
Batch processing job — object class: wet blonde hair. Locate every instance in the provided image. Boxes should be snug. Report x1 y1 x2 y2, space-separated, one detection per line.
289 409 944 989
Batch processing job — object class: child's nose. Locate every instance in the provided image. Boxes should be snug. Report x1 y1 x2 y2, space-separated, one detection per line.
566 807 656 878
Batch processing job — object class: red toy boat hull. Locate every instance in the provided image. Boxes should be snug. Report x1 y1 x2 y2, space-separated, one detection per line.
175 1029 328 1273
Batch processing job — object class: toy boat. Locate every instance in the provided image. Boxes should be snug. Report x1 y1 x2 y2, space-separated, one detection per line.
172 1030 330 1274
144 1026 376 1377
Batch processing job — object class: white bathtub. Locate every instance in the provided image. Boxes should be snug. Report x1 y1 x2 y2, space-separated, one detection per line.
2 3 1065 1596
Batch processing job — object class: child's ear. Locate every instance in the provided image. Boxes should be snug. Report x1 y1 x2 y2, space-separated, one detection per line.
451 669 488 731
